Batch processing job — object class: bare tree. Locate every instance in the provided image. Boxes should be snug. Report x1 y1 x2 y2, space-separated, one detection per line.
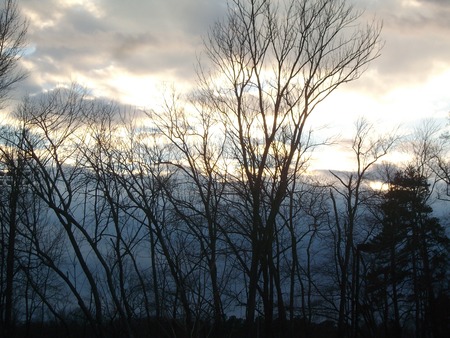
0 0 27 107
406 119 450 202
0 125 28 337
76 102 144 337
17 191 72 337
199 0 382 335
328 118 397 338
12 87 109 337
114 130 167 324
10 91 163 337
281 175 330 336
0 0 27 334
111 111 200 335
151 89 230 331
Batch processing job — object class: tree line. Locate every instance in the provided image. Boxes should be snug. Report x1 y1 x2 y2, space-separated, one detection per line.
0 0 449 337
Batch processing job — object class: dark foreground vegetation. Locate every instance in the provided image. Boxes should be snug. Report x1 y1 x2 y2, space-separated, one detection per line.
0 0 449 337
8 304 450 338
11 317 340 338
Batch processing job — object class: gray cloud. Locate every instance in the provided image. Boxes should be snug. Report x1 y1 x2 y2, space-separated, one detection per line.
18 0 225 99
15 0 450 108
417 0 450 6
364 0 450 83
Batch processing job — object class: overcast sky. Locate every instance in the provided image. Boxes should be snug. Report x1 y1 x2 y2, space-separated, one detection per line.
16 0 450 169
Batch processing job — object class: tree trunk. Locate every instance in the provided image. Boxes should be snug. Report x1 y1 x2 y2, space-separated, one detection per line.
4 169 20 338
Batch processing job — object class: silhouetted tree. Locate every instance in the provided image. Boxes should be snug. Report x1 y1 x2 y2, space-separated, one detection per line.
328 118 396 338
0 0 27 335
199 0 382 336
366 167 449 338
0 0 27 107
0 126 30 338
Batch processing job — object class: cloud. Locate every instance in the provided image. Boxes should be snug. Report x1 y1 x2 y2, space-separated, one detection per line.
357 0 450 91
14 0 450 114
18 0 225 102
417 0 450 6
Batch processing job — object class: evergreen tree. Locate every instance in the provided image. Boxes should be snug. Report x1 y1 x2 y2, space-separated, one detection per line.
365 166 449 338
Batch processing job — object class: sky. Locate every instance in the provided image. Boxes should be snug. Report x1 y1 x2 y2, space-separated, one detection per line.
14 0 450 170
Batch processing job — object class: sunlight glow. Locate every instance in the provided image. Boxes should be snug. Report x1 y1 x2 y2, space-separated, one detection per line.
401 0 422 8
369 180 389 191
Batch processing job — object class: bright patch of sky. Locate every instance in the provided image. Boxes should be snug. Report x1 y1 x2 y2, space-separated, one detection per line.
13 0 450 171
